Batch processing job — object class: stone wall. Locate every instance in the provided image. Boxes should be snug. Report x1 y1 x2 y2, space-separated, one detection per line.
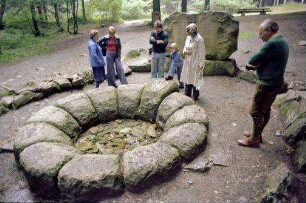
164 11 239 62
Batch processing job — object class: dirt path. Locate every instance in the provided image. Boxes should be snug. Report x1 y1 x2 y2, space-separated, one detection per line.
0 13 305 202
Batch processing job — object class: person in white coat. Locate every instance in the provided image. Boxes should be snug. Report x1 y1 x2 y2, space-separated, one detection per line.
181 23 206 101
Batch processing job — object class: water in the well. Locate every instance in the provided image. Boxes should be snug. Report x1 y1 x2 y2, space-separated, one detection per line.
75 119 162 154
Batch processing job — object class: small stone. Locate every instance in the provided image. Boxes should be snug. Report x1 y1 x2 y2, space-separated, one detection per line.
231 122 237 127
275 130 282 136
298 40 306 46
214 190 219 195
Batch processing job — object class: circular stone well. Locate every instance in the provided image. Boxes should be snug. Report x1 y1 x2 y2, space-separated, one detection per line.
14 79 209 201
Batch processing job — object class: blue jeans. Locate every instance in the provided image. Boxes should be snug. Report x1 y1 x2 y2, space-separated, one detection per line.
151 52 166 78
106 52 128 87
168 61 183 78
92 66 106 88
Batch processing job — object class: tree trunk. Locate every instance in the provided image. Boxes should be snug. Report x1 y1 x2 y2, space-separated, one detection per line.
81 0 86 24
181 0 187 12
204 0 210 10
37 3 44 23
67 0 78 34
42 0 48 22
152 0 160 24
52 0 64 32
30 1 41 36
0 0 6 30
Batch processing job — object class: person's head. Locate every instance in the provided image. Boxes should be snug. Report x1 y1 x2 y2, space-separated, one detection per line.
170 43 179 52
154 20 163 34
186 23 198 37
108 26 116 36
89 29 99 41
258 19 279 42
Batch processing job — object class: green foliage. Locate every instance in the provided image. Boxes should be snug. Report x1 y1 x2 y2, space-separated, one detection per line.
86 0 122 23
82 69 94 85
210 0 255 13
121 0 150 20
239 31 257 39
0 28 55 66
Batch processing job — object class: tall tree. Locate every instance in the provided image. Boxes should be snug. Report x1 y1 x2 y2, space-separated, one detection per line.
80 0 86 23
181 0 187 12
0 0 6 30
42 0 48 22
52 0 64 31
30 0 41 36
67 0 78 34
152 0 160 23
204 0 210 10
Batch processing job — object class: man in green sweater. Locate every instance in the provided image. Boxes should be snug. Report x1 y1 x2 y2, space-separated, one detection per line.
238 19 289 148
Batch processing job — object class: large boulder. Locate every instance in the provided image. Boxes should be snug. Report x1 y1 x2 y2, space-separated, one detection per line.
14 123 73 163
123 142 180 189
164 11 239 61
58 154 123 201
261 164 296 202
138 79 178 122
117 84 145 118
293 140 306 173
86 86 118 122
156 92 194 129
27 106 81 140
19 142 78 197
276 91 306 145
0 104 9 116
159 123 207 159
164 105 209 131
127 58 151 72
203 59 238 76
53 78 72 91
283 117 306 145
12 91 44 110
55 93 99 130
278 91 306 129
0 95 14 109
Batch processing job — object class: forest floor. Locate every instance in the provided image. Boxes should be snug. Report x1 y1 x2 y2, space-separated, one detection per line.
0 12 305 202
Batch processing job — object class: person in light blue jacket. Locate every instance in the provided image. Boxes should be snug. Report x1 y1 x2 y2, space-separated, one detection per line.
88 29 106 88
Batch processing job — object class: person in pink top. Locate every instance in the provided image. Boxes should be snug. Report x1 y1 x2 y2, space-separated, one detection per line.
99 26 128 88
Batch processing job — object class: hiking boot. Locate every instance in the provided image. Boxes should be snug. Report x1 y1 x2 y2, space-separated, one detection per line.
238 137 260 148
244 131 263 143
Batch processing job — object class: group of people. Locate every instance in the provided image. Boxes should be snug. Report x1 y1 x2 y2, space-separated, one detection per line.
149 21 205 101
88 18 289 148
88 20 205 102
88 26 128 88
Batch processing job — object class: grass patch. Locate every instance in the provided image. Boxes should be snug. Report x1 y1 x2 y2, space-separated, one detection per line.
269 2 306 14
0 21 100 67
239 31 257 39
0 29 55 66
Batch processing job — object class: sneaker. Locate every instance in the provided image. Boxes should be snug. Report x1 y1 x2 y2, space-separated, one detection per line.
238 137 260 148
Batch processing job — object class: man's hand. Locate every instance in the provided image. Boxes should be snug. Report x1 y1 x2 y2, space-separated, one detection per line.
156 40 164 44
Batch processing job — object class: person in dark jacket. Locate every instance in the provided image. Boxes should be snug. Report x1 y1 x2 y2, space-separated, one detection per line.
149 20 168 79
99 26 128 88
238 19 289 148
88 29 106 88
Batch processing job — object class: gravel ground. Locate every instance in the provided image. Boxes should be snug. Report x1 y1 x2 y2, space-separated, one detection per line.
0 12 305 202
